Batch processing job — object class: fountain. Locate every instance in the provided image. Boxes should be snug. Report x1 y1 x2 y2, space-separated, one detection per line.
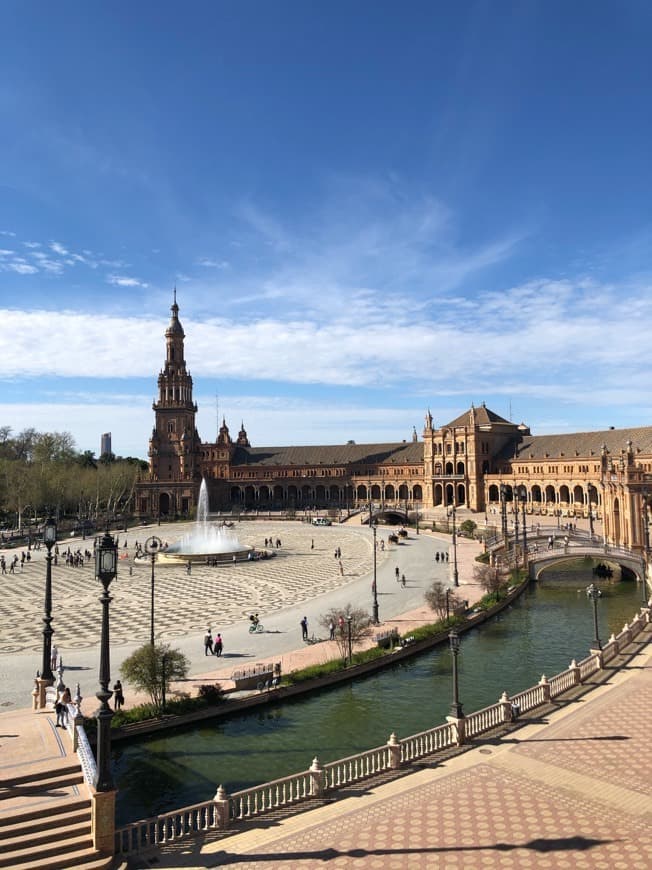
157 480 253 564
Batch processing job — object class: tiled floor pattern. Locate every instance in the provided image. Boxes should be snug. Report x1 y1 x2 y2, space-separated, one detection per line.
0 522 383 653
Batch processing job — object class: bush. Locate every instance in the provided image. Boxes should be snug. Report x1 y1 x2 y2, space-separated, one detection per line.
120 643 190 711
198 683 224 705
284 659 344 684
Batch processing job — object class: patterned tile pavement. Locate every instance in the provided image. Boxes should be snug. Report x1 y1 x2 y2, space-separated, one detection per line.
0 522 382 653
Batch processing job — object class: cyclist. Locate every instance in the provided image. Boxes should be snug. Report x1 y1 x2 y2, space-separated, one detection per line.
249 613 260 630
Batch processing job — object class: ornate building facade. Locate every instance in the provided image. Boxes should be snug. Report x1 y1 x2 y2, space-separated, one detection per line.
135 296 652 553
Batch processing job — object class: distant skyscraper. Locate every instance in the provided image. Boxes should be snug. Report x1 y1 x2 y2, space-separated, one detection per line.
101 432 112 457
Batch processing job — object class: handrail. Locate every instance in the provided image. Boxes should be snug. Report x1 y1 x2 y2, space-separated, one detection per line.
76 724 97 787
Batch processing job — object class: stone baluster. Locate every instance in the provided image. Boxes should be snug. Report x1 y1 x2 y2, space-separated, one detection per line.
569 659 581 685
309 757 324 798
32 672 40 711
608 633 618 654
387 732 402 769
213 784 230 829
539 674 550 703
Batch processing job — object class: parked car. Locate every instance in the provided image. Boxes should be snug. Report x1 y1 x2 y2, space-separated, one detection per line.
312 517 332 526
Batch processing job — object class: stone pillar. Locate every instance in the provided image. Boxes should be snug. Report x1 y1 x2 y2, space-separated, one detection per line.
35 676 51 711
539 674 551 703
309 757 324 798
569 659 581 686
499 691 512 723
446 715 466 746
387 732 402 769
91 788 116 854
621 622 632 645
608 633 619 654
213 784 230 829
589 649 604 669
31 677 40 711
642 606 651 625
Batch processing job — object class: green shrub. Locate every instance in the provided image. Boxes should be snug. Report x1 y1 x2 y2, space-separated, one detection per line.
198 683 224 704
284 658 346 684
476 552 490 564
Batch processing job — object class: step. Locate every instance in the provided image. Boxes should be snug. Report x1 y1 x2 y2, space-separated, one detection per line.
1 769 84 798
0 843 113 870
2 761 81 789
0 818 90 852
0 796 91 832
0 832 92 867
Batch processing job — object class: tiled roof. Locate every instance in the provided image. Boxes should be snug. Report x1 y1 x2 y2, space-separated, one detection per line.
444 403 514 429
231 441 424 468
510 426 652 461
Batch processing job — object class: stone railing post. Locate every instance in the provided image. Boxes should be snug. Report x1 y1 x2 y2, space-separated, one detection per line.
569 659 581 686
91 788 116 854
499 691 512 723
31 676 40 711
621 622 632 645
589 649 604 669
387 732 402 769
446 716 466 746
309 757 324 798
539 674 551 703
642 606 651 625
608 633 619 654
213 784 230 829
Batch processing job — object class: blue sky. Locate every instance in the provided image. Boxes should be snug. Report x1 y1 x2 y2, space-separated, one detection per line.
1 2 652 458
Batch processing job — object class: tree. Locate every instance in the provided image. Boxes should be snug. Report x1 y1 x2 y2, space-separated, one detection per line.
473 563 502 594
319 603 373 662
424 580 462 622
460 519 477 538
120 643 190 710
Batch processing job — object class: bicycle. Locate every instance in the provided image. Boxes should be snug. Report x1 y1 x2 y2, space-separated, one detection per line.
248 615 264 633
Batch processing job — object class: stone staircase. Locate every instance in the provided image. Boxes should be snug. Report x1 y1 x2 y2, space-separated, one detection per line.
0 759 114 869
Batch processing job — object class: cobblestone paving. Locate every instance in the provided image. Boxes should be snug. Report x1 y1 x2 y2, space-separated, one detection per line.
0 522 382 653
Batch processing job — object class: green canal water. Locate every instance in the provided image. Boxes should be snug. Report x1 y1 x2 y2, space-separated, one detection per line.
114 563 643 824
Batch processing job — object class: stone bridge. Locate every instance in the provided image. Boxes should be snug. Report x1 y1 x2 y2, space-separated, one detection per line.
526 543 645 582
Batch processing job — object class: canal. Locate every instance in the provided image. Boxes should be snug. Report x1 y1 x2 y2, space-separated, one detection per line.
114 562 642 824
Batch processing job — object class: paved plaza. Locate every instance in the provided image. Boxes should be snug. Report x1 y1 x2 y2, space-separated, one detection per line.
0 519 456 710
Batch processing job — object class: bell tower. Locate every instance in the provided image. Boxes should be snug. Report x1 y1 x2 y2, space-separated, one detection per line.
149 291 200 485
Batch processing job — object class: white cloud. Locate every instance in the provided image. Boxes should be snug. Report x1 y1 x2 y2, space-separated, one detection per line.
0 230 16 237
2 261 39 274
196 257 229 269
50 241 69 256
106 274 148 288
23 241 41 249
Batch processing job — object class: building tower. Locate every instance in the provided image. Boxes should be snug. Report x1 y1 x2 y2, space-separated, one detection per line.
147 292 201 516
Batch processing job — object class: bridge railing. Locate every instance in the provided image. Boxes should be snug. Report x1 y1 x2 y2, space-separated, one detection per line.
114 603 651 858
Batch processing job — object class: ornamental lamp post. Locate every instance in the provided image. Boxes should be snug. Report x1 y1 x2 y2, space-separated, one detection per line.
448 630 464 718
500 484 508 545
346 615 353 665
144 536 163 646
94 530 118 792
585 583 602 651
41 517 57 684
451 500 459 587
520 486 528 564
641 491 650 606
371 521 379 624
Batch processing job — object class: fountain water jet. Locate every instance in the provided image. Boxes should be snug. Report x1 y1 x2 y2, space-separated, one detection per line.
158 480 253 564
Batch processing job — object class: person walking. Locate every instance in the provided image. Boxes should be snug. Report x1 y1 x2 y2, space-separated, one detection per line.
329 620 335 640
204 629 214 655
301 616 308 641
395 566 400 582
113 680 125 710
214 633 223 656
